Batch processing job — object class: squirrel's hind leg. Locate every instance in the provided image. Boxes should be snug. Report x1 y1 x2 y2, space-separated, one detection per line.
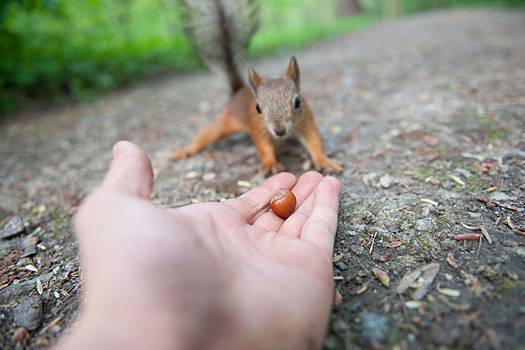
170 107 248 160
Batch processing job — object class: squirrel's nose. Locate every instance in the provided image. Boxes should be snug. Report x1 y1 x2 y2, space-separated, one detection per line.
274 125 286 137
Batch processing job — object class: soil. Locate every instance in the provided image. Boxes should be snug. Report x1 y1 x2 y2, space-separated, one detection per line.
1 8 524 350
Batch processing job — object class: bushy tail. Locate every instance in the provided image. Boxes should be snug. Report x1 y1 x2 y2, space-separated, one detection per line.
180 0 259 94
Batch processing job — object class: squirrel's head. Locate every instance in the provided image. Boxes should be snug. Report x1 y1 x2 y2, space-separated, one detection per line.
248 57 302 140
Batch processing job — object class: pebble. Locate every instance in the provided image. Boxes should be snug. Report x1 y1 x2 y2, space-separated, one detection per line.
415 219 433 231
202 172 216 181
332 318 351 332
350 244 366 256
1 216 25 238
379 174 392 188
13 295 42 331
515 247 525 260
335 261 348 271
362 172 378 186
361 312 389 342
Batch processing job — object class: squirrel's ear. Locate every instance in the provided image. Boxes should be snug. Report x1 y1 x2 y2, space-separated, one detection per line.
285 56 300 88
248 67 263 94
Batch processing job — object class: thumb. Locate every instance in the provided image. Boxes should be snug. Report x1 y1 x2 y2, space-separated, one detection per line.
101 141 153 199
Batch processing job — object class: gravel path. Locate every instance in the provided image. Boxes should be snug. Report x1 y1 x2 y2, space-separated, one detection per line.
1 9 524 350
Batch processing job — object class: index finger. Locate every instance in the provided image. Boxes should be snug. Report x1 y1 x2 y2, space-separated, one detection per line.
225 172 297 224
300 177 342 256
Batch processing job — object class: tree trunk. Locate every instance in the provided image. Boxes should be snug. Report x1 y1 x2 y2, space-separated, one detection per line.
337 0 362 17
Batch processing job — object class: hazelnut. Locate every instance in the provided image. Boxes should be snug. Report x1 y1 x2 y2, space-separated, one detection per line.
270 189 296 219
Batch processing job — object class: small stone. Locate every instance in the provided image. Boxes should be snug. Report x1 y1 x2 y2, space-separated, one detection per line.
379 174 392 188
202 172 216 181
332 318 351 332
489 192 516 201
362 172 378 186
1 216 25 238
361 312 389 342
415 219 433 231
13 295 42 331
350 244 366 256
515 247 525 260
323 335 342 350
335 261 348 271
185 171 198 179
12 327 28 342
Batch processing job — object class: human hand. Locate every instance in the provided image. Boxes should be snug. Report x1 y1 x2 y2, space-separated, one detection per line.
57 141 342 350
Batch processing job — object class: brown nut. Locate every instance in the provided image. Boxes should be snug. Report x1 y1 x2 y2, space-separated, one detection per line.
270 189 296 219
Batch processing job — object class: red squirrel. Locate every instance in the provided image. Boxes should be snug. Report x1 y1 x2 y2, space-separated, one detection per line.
171 0 341 175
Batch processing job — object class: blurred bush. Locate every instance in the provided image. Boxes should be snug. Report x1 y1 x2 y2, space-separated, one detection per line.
1 0 523 114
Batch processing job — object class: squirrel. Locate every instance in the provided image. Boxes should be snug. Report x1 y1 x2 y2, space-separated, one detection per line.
171 0 342 175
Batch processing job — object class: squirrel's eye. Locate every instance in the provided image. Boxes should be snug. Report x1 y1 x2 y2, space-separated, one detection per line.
294 97 300 109
256 103 262 114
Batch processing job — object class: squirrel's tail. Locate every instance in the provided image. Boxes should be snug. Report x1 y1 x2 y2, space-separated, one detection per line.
181 0 259 94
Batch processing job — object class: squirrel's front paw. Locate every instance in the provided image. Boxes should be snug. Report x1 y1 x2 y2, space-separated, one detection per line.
314 156 342 174
170 149 190 160
257 162 285 176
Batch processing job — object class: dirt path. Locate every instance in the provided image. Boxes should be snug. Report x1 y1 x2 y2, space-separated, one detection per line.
1 9 524 350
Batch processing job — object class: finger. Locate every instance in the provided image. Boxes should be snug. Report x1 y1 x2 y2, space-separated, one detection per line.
300 177 342 257
101 141 154 199
253 171 323 234
224 172 296 224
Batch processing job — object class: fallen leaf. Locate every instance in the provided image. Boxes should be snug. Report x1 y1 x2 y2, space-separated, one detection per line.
332 253 344 262
405 300 422 309
25 265 38 273
449 175 465 186
437 285 461 297
372 268 390 287
447 253 459 269
420 198 438 206
36 279 43 295
396 269 422 294
236 180 252 188
413 263 440 300
356 282 368 295
334 290 343 306
388 241 403 248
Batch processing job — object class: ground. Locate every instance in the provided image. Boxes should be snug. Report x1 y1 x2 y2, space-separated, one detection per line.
1 8 524 350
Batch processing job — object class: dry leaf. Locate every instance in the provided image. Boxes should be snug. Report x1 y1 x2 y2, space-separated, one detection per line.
405 300 422 309
396 269 422 294
388 241 403 248
446 253 459 269
332 253 344 262
372 268 390 287
413 263 440 300
236 180 252 188
334 290 343 305
36 279 43 295
356 282 368 295
449 175 465 185
436 285 461 297
420 198 438 206
25 265 38 273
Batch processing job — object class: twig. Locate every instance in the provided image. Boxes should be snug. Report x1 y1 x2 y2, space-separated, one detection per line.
39 316 63 334
476 197 523 212
369 232 377 254
476 236 483 258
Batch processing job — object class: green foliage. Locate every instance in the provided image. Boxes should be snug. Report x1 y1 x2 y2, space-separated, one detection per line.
1 0 524 114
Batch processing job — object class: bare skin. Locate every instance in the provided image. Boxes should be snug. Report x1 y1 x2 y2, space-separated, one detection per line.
55 141 342 350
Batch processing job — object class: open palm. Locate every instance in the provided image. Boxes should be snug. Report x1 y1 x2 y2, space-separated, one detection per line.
66 141 341 350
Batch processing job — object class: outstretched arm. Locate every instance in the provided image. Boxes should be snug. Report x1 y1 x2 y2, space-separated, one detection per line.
56 141 342 350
